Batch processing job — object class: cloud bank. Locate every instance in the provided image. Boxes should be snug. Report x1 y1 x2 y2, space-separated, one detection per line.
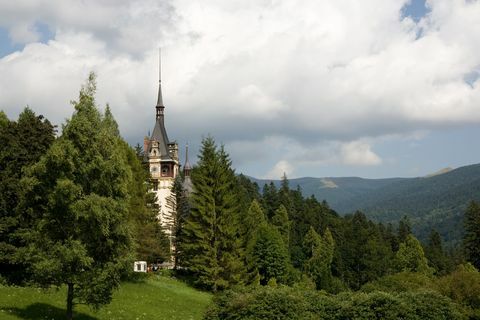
0 0 479 178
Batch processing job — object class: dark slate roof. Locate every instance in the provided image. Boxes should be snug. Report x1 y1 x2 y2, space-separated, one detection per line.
151 118 171 160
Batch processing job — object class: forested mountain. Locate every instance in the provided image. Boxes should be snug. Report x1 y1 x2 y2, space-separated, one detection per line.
249 163 480 245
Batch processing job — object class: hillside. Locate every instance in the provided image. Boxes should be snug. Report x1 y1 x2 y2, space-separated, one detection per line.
250 163 480 245
0 275 211 320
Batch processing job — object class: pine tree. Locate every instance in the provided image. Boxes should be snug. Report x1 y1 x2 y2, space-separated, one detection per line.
179 137 243 291
303 226 334 290
253 224 291 285
425 229 448 275
17 73 134 319
463 201 480 270
165 175 191 268
242 199 266 284
271 205 291 247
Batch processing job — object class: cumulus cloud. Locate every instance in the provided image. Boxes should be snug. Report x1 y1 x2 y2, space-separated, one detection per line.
340 141 382 166
0 0 479 177
264 160 294 180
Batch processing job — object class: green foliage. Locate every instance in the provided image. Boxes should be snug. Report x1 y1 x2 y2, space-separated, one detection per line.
425 229 450 275
205 286 466 320
434 264 480 312
463 201 480 270
0 107 55 284
271 205 290 246
335 211 394 289
179 137 244 291
395 234 433 274
16 73 134 318
166 175 191 268
361 272 433 293
253 224 291 285
302 227 334 291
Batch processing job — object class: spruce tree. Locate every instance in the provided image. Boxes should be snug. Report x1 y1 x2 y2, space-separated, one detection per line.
179 137 243 291
243 199 266 284
426 229 448 274
303 226 334 290
253 224 291 285
17 73 134 319
464 201 480 270
271 204 291 247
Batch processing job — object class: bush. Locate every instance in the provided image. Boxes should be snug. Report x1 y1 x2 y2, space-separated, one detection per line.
433 264 480 315
204 286 466 320
361 272 433 293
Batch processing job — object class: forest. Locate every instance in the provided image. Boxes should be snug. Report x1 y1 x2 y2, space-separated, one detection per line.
1 74 480 319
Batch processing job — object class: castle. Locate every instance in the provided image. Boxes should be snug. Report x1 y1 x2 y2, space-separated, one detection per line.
143 59 191 249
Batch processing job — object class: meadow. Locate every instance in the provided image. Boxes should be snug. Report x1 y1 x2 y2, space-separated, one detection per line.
0 275 212 320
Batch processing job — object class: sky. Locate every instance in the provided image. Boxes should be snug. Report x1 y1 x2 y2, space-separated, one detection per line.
0 0 479 179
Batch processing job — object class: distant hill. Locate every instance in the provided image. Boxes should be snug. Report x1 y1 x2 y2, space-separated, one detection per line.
249 163 480 246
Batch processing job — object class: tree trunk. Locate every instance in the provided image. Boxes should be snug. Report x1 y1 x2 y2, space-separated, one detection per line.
66 282 74 320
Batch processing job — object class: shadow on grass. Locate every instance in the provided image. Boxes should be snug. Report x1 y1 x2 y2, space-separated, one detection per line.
4 303 98 320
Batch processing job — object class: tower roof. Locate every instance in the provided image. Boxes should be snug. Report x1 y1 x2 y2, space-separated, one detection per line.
150 49 172 160
184 143 192 171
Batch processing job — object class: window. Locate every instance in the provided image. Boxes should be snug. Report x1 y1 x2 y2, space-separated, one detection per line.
162 165 170 176
153 181 158 191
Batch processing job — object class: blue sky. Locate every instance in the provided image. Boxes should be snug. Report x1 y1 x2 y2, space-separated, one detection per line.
1 0 479 179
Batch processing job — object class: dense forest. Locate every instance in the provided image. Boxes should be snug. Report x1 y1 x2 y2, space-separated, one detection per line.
2 75 480 319
251 165 480 247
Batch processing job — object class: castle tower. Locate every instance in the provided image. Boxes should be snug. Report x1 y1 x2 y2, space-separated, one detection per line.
145 53 179 240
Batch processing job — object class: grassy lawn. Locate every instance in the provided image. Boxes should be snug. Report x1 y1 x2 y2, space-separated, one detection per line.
0 275 212 320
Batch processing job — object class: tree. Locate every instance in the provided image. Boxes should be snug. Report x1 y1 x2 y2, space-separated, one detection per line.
17 73 134 319
425 229 449 275
166 175 191 268
464 201 480 270
0 107 55 284
395 234 432 274
253 224 291 285
271 205 290 247
303 226 334 290
179 137 244 291
398 216 412 243
242 199 266 284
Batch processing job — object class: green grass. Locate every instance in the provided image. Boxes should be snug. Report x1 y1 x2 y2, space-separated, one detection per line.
0 275 212 320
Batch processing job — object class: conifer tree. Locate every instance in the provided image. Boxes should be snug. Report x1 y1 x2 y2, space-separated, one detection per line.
426 229 448 274
165 175 191 268
271 204 291 247
303 226 334 290
253 224 291 285
463 201 480 270
179 137 243 291
242 199 266 284
17 73 134 319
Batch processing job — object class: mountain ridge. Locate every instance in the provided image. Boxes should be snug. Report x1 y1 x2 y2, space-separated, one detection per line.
247 163 480 245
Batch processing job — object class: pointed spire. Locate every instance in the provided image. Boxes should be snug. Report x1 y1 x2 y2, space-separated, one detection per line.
156 48 164 120
184 143 192 176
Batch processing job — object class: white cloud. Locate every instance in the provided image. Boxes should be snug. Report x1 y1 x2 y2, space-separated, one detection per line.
340 141 382 166
264 160 294 180
0 0 479 177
